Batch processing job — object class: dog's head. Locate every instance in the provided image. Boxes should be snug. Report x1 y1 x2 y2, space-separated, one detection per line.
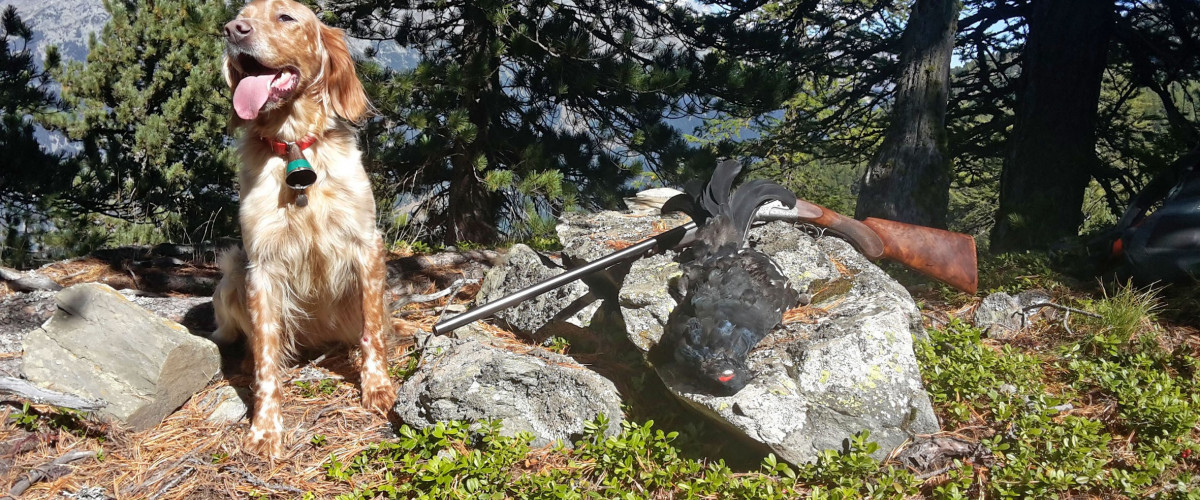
222 0 368 128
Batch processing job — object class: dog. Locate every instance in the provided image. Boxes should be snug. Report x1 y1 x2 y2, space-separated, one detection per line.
212 0 396 457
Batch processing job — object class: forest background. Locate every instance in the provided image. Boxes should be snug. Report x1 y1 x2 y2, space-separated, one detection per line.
1 0 1197 269
3 2 1200 497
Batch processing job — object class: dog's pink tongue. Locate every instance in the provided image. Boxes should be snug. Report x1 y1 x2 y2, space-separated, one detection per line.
233 74 276 120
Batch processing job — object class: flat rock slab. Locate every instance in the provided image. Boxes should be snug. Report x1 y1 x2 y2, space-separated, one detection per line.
395 332 623 447
21 283 221 431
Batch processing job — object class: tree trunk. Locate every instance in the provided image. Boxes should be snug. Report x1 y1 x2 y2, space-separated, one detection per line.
443 3 502 245
445 152 501 245
990 0 1114 252
855 0 960 228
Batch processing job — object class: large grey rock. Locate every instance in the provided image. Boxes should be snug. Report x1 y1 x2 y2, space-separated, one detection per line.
595 215 938 464
467 212 685 339
556 210 681 263
21 283 221 431
473 244 602 337
394 333 623 447
619 253 681 352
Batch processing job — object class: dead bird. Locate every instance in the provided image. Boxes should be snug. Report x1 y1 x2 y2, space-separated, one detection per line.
652 159 801 395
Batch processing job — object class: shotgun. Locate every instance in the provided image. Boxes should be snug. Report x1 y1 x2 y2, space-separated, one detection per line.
432 204 977 334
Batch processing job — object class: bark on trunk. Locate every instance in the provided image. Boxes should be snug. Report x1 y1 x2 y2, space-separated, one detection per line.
855 0 960 228
990 0 1114 252
443 3 503 245
445 157 501 244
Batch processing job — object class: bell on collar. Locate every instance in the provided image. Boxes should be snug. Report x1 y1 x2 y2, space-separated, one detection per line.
285 143 317 189
284 142 317 207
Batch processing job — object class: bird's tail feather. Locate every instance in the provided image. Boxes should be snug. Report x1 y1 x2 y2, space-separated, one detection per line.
700 159 741 216
728 180 797 241
661 159 797 245
661 159 742 224
661 179 707 224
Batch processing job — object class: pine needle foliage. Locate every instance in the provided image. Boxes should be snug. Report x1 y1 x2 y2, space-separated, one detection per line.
43 0 240 243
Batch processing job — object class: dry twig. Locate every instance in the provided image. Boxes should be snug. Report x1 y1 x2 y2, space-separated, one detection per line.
1020 301 1101 335
220 465 305 495
0 376 105 412
146 467 195 500
4 449 97 498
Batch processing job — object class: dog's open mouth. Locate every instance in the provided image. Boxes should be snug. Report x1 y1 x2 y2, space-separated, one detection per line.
232 54 299 120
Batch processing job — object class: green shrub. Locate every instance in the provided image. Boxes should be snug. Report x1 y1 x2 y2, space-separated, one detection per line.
919 310 1200 498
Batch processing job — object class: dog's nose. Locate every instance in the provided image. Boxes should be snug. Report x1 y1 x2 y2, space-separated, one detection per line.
224 19 253 43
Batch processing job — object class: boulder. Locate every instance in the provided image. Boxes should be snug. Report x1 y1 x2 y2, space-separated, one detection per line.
394 331 623 447
472 244 602 337
556 210 679 263
567 212 939 464
21 283 221 431
974 289 1054 340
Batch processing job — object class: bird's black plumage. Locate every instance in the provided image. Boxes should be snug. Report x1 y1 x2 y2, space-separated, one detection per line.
654 160 801 395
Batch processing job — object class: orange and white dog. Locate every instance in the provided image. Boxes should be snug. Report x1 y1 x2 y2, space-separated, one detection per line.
212 0 395 456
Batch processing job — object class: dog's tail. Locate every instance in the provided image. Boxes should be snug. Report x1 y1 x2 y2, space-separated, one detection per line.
210 247 249 345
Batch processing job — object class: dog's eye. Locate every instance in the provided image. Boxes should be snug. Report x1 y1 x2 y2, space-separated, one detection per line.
278 13 296 22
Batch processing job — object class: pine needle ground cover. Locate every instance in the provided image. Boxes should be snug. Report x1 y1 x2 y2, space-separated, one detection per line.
2 259 1199 499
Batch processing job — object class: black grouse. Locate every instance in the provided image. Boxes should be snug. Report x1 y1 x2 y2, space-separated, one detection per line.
652 159 801 395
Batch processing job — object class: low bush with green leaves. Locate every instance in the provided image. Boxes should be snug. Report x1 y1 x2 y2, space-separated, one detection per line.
916 284 1200 498
307 274 1200 499
321 416 947 499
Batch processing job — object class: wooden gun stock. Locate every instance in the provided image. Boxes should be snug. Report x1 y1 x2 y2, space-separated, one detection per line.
788 200 979 294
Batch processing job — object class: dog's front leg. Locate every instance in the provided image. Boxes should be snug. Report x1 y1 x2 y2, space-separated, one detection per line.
245 270 286 457
358 237 396 414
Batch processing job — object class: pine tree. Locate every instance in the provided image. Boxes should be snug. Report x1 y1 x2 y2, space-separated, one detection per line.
330 0 735 244
44 0 240 242
0 6 67 266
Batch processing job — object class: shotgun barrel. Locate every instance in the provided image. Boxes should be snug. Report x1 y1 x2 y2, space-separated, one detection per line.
432 221 697 334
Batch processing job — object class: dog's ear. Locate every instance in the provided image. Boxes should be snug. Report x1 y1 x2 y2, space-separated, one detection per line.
222 54 247 130
320 24 370 124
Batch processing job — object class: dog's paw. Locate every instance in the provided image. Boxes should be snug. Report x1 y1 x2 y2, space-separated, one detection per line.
244 425 284 457
361 378 396 415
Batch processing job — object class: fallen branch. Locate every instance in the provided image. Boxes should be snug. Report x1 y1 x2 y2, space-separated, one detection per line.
121 452 196 497
146 467 195 500
4 449 97 498
1020 302 1102 319
1020 302 1102 336
0 267 62 292
0 377 105 412
391 278 478 312
388 250 499 273
220 465 305 495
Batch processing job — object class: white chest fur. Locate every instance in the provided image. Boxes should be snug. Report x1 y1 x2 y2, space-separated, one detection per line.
236 141 379 304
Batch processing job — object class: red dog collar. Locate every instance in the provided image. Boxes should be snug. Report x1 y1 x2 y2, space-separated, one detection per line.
262 135 318 156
